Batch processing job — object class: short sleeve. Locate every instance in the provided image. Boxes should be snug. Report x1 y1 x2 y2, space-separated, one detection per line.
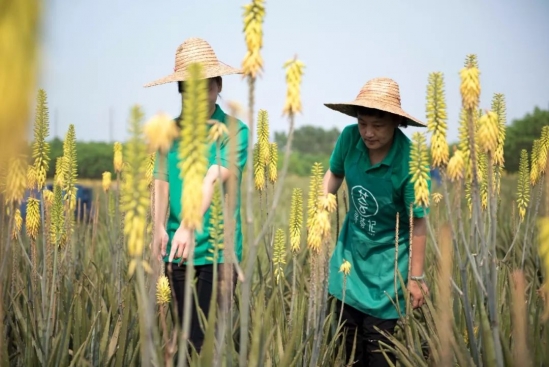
210 122 249 176
329 126 350 176
153 151 169 182
403 168 432 218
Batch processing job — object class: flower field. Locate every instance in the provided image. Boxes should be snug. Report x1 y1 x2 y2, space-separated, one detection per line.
1 1 549 366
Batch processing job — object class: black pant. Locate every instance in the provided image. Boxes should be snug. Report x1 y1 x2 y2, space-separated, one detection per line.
164 262 235 354
336 300 398 367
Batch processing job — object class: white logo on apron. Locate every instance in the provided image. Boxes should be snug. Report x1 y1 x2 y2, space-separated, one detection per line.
351 185 379 235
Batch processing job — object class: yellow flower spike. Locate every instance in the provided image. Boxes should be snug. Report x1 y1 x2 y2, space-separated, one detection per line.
426 72 449 168
516 149 530 222
62 124 78 210
257 110 270 165
11 208 23 240
143 112 179 154
339 260 351 276
120 105 150 260
432 192 443 205
26 165 37 191
146 153 155 187
113 142 123 174
178 63 209 231
478 111 499 154
3 154 28 205
538 217 549 320
319 193 337 213
315 209 331 241
102 171 112 192
208 119 229 143
273 229 287 284
478 152 488 210
268 142 278 184
50 177 66 247
409 132 430 207
531 140 541 186
156 275 171 305
289 188 303 254
208 185 224 261
447 149 465 182
25 198 40 240
253 143 266 191
306 162 324 232
459 54 481 110
32 89 51 190
491 93 507 167
282 57 306 116
539 126 549 175
241 0 265 78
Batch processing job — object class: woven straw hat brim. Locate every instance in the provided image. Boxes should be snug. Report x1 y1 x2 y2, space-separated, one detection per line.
324 100 426 127
144 62 242 88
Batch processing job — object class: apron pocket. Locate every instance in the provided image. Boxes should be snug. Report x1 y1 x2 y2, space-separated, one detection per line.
351 230 396 278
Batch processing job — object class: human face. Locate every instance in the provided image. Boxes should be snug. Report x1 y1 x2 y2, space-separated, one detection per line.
357 112 399 153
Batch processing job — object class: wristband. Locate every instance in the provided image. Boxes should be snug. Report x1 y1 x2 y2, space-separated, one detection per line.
410 274 425 281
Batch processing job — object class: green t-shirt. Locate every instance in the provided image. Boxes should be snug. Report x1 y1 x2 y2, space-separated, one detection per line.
330 124 430 222
153 104 249 265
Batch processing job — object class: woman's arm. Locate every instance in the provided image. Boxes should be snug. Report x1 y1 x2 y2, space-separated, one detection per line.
154 179 169 229
409 217 426 277
322 169 344 196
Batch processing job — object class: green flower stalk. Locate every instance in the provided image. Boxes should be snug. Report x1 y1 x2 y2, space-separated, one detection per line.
32 89 50 190
120 106 151 275
426 72 449 168
289 188 303 254
273 228 286 284
410 132 430 208
516 149 530 221
178 62 209 231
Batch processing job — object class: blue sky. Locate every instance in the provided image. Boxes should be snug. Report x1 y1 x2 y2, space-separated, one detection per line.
40 0 549 144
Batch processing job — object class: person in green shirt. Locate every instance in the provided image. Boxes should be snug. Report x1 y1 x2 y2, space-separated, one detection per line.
323 78 431 367
145 37 249 353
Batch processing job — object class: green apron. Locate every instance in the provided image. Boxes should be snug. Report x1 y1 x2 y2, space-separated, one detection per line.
328 150 409 320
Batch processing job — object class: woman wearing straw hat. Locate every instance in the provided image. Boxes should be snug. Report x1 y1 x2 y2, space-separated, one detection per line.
323 78 431 366
147 37 249 354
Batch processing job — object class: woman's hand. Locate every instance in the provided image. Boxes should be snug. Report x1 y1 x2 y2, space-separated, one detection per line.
152 226 169 261
168 225 192 262
408 279 429 308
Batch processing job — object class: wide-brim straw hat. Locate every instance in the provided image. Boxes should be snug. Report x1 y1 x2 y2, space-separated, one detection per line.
144 37 242 87
324 77 426 127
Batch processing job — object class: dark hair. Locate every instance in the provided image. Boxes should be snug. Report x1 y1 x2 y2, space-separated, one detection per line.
356 106 408 128
177 76 222 94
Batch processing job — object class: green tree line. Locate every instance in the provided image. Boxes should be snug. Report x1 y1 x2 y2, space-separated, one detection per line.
43 107 548 179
